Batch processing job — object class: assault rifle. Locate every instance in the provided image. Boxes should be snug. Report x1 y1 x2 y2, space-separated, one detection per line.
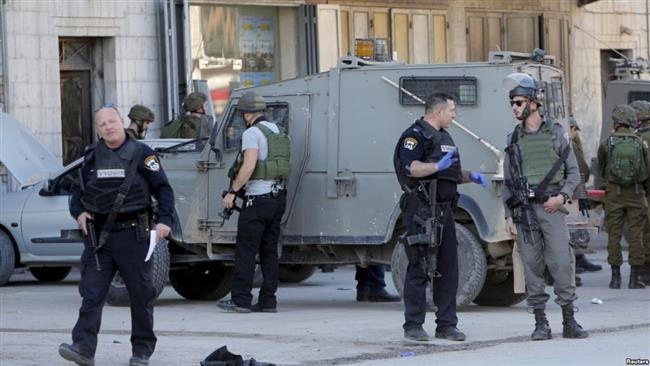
504 143 538 244
405 179 443 312
85 219 102 271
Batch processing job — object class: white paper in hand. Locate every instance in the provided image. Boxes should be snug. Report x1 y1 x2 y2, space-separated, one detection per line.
145 230 157 262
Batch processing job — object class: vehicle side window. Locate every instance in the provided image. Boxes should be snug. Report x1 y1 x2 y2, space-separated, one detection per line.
52 166 80 195
223 102 290 151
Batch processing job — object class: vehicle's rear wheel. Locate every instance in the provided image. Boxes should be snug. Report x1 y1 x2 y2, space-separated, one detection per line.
391 223 487 308
0 231 16 286
30 266 71 282
106 240 170 307
473 269 527 306
278 264 316 283
170 261 233 300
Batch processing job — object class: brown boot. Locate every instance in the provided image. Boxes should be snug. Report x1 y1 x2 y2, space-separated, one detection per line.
629 265 646 289
609 266 621 289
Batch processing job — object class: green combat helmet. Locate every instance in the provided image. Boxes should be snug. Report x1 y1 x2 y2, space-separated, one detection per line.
128 104 155 122
236 91 267 112
630 100 650 122
183 92 208 112
612 104 639 128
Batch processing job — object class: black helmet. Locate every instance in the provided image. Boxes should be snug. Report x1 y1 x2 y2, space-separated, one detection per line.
236 91 266 112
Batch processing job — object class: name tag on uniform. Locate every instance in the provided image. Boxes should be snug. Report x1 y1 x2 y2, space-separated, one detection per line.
97 169 125 178
441 145 455 153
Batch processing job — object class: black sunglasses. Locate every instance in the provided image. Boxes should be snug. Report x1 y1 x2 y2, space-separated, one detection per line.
510 100 527 107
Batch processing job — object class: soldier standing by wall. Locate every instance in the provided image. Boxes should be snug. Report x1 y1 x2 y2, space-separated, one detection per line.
502 73 588 341
59 105 174 366
631 100 650 284
598 104 649 289
394 93 488 342
568 116 602 273
126 104 155 140
218 91 288 313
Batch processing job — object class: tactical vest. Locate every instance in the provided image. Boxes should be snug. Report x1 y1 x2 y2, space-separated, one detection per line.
394 119 462 190
81 138 151 214
606 130 648 186
229 122 291 181
511 122 564 187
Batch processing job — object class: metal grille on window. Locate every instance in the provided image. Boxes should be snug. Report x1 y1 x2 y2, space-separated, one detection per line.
399 77 478 106
224 102 290 151
629 91 650 103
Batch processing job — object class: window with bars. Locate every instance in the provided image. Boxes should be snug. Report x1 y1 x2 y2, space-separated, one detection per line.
223 102 290 151
398 77 478 106
628 91 650 103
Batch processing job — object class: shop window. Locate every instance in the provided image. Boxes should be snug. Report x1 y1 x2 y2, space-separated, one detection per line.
190 5 287 119
223 102 290 151
399 77 478 106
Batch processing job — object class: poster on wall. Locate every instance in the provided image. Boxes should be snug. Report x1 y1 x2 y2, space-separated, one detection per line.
238 16 275 86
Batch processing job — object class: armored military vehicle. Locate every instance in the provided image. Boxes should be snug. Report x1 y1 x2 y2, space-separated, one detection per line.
600 58 650 141
159 51 582 307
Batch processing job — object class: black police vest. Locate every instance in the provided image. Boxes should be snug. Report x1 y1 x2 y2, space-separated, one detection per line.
394 119 462 200
81 138 151 214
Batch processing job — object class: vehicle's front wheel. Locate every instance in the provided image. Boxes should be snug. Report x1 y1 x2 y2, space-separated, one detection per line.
278 264 316 283
0 231 16 286
106 240 170 306
30 266 71 282
391 223 487 308
169 261 234 300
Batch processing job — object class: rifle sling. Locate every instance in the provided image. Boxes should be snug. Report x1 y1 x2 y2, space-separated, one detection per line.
96 144 144 250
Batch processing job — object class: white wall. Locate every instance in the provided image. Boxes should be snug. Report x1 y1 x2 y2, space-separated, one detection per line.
571 0 650 161
3 0 163 161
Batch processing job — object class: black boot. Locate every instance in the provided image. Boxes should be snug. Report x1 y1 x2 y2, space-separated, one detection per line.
609 266 621 289
561 304 589 339
576 254 602 272
629 265 646 289
575 275 582 287
531 309 552 341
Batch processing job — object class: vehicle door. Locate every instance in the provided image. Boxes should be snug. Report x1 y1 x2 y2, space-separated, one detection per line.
207 95 310 240
20 162 83 256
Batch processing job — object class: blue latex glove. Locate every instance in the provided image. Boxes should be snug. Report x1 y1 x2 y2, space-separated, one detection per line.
437 147 458 171
470 172 488 188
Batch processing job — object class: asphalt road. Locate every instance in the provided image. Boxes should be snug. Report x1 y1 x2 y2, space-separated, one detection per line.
1 240 649 366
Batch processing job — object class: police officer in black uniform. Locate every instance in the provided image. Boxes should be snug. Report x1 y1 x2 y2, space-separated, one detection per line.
59 105 174 366
395 93 488 341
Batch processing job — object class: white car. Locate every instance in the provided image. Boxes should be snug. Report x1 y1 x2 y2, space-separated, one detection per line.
0 112 189 304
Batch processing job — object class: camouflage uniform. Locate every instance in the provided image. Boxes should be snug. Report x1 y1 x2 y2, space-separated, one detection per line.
568 117 590 182
597 104 649 289
631 100 650 281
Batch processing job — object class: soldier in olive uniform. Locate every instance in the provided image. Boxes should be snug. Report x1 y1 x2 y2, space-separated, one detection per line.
502 73 588 341
126 105 155 140
568 116 602 273
597 104 650 289
631 100 650 283
180 92 212 138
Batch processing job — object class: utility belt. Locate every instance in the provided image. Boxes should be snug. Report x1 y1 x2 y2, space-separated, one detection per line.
94 210 151 241
245 189 286 199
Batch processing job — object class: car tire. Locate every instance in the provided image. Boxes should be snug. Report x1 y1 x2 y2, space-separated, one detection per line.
169 261 233 300
30 266 72 282
278 264 316 283
0 231 16 286
391 223 487 308
106 240 170 307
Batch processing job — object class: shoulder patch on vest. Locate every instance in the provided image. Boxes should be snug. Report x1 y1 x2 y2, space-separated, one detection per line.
144 155 160 172
403 137 418 150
